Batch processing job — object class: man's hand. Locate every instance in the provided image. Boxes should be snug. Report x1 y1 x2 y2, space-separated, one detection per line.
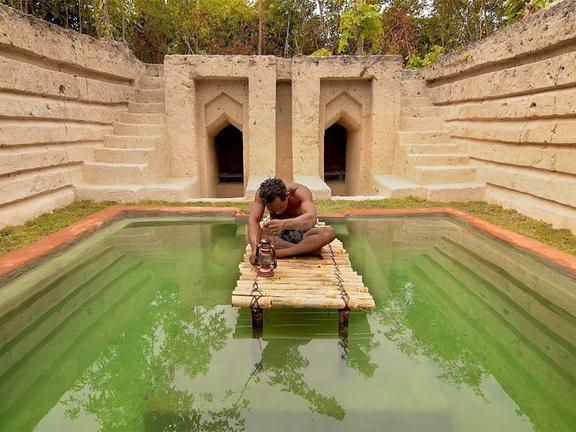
249 251 257 266
264 219 286 236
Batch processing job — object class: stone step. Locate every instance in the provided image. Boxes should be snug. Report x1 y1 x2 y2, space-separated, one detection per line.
411 165 477 184
401 107 440 118
401 143 460 154
373 175 424 199
119 112 164 125
402 96 433 108
128 102 165 114
104 134 162 149
401 116 445 131
135 88 164 103
401 80 428 97
145 64 164 77
399 130 451 144
113 122 164 136
424 182 486 202
83 162 150 184
94 147 154 164
407 154 469 166
138 76 164 89
75 179 196 202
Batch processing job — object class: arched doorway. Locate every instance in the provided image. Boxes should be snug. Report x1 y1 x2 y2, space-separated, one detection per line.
214 124 244 197
324 123 347 195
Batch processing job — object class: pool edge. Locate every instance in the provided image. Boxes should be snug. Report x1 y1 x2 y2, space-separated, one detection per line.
1 206 575 286
0 205 244 286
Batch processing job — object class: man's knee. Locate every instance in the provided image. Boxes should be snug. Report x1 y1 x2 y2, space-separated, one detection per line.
324 226 336 243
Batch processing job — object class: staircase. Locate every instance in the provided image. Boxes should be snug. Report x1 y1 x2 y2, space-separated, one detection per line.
76 64 195 202
374 71 485 202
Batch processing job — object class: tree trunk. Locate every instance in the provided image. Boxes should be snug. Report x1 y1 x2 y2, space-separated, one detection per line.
258 0 264 55
284 9 291 57
317 0 326 47
97 0 113 41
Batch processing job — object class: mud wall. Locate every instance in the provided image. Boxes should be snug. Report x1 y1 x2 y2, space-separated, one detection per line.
423 0 576 232
0 5 144 227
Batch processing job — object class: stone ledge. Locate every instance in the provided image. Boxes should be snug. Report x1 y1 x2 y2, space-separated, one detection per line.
2 206 575 288
423 0 576 81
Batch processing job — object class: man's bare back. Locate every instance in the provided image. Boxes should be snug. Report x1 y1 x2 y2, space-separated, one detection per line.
248 178 336 265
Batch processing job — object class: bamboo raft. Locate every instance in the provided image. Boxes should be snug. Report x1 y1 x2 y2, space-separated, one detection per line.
231 228 375 336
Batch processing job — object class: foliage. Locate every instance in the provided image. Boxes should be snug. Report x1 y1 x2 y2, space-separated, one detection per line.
381 2 421 59
1 0 558 61
338 0 382 55
406 44 444 69
3 198 576 258
310 47 333 57
505 0 549 23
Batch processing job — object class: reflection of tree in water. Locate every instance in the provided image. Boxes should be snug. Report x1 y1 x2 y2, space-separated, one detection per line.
376 276 487 396
61 282 248 431
262 340 346 420
340 337 379 378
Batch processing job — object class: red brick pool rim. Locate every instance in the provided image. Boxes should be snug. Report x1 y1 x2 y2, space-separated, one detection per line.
1 205 575 285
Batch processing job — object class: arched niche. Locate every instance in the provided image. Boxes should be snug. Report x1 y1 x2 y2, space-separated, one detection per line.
211 123 244 198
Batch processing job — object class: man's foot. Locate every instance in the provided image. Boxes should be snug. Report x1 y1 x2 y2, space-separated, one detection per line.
308 248 324 259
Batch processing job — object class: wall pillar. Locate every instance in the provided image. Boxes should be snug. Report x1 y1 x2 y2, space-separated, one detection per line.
164 59 199 191
291 61 331 199
245 62 277 198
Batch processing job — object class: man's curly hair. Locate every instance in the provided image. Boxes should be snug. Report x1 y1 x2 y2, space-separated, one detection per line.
258 178 287 203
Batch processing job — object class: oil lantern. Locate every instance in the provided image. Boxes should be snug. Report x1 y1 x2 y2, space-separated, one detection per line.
256 239 277 278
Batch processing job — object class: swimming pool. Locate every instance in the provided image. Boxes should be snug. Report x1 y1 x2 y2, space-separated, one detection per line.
0 214 574 431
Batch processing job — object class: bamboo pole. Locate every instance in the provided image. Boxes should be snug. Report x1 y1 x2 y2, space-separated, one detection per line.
232 295 375 310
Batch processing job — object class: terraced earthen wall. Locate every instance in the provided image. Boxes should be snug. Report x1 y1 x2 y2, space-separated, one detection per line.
0 5 144 227
423 0 576 232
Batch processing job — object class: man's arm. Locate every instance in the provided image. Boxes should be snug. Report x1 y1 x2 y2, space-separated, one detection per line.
266 186 317 233
248 191 265 264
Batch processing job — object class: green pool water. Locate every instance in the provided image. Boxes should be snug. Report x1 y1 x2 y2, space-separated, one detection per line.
0 216 575 431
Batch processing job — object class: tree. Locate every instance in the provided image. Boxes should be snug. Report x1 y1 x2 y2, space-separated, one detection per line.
338 0 382 55
381 0 423 59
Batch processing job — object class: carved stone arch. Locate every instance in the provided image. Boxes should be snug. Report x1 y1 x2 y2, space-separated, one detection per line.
205 92 243 136
324 91 362 132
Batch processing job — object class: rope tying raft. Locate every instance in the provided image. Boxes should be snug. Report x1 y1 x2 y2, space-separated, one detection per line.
328 243 350 309
249 271 264 311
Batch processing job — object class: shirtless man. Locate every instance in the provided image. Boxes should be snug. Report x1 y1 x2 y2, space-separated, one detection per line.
248 178 336 265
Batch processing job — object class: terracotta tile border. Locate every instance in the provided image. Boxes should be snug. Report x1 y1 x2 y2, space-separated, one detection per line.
0 206 244 285
321 207 576 275
1 205 575 286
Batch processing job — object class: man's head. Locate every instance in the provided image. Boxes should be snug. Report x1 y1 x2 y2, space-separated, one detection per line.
259 178 289 214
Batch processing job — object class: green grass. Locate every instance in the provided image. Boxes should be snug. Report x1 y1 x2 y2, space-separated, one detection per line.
1 198 575 257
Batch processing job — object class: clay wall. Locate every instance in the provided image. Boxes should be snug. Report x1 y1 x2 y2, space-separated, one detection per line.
423 0 576 232
0 5 144 227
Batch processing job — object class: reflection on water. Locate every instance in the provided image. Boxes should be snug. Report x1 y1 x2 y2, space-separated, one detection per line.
0 216 574 431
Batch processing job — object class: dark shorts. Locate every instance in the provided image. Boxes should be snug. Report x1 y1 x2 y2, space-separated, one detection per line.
280 229 307 244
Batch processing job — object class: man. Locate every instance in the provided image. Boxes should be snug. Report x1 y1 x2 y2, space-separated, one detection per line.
248 178 336 265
